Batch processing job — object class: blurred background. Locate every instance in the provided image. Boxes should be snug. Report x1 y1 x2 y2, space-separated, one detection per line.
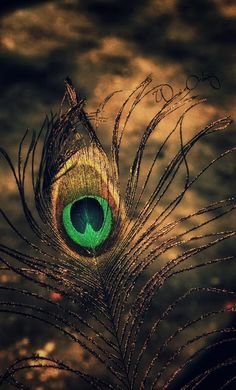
0 1 236 389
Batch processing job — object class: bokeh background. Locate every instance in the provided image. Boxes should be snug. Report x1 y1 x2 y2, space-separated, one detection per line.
0 1 235 389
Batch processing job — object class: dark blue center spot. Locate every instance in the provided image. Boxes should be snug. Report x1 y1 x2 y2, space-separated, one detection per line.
70 197 104 234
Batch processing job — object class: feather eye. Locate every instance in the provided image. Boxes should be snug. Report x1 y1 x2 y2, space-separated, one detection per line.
51 140 125 257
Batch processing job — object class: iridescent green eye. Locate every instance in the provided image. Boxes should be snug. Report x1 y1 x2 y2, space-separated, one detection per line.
62 195 113 249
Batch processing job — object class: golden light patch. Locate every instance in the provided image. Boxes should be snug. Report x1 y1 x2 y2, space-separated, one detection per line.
0 3 91 57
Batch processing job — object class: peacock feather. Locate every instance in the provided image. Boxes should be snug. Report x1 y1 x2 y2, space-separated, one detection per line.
0 77 235 389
